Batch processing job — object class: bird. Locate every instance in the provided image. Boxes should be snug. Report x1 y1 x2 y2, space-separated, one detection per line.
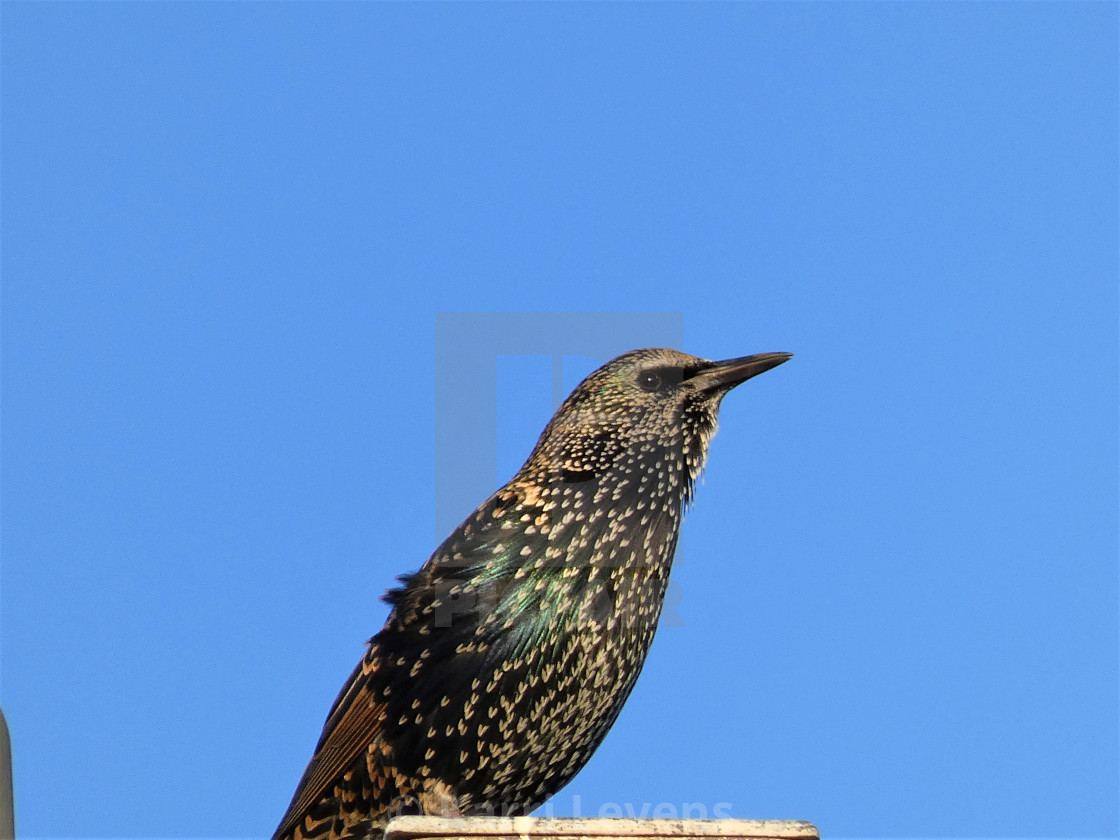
273 347 792 840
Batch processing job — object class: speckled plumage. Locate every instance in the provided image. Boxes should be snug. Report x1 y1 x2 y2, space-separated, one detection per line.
273 348 791 840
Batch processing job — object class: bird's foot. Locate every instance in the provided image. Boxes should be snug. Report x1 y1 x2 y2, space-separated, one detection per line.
419 781 462 818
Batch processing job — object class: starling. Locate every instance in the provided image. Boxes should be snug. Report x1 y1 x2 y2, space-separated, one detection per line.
273 347 792 840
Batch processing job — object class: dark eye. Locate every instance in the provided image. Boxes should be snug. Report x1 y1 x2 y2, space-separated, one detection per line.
638 371 663 392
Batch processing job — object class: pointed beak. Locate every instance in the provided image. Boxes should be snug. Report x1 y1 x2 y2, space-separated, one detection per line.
687 352 793 393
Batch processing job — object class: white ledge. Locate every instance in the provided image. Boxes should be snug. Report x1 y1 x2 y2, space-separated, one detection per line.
385 816 820 840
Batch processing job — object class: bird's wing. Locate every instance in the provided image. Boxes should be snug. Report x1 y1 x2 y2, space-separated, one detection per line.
273 485 604 839
272 644 388 840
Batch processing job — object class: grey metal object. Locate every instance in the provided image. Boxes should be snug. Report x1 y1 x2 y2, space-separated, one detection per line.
0 707 13 840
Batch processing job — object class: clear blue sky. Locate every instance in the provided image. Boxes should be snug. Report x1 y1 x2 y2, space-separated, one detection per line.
2 3 1116 839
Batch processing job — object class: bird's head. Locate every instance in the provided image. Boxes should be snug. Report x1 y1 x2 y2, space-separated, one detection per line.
523 348 792 491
